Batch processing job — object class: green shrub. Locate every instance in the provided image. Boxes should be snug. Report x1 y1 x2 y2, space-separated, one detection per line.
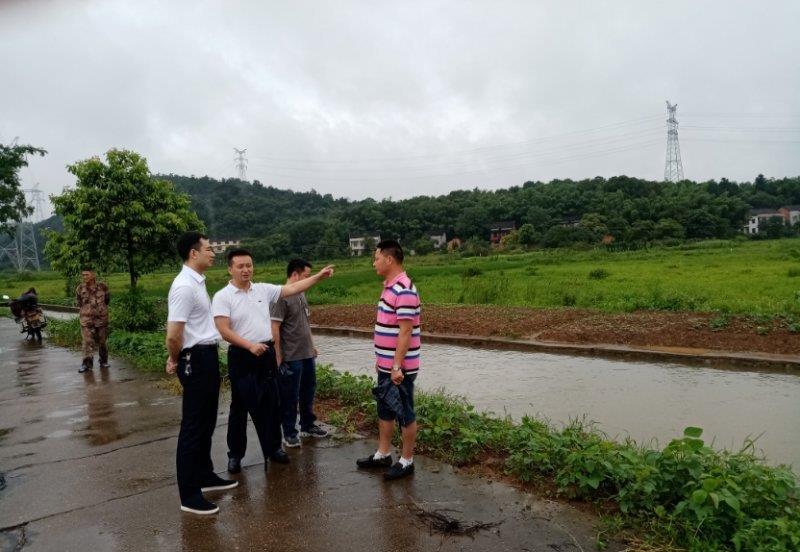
462 266 483 278
47 317 82 347
732 518 800 551
588 268 610 280
109 290 165 332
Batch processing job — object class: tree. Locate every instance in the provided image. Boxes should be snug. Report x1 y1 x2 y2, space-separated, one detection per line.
517 223 539 247
46 149 202 289
0 143 46 235
654 218 686 240
412 236 435 256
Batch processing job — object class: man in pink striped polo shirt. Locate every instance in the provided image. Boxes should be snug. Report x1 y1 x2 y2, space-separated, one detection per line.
356 239 421 480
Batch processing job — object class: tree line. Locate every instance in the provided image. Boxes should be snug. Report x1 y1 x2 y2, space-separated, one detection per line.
159 173 800 260
2 144 799 281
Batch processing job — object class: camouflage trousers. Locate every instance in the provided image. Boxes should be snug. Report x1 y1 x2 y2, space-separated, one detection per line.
81 324 109 366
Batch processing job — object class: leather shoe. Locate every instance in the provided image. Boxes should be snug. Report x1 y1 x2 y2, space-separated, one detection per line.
269 450 290 464
227 457 241 474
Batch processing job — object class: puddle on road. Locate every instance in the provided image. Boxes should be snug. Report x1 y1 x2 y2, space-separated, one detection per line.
46 407 86 419
45 429 72 439
316 334 800 467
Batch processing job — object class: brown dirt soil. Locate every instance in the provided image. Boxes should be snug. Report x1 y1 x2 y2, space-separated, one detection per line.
312 304 800 355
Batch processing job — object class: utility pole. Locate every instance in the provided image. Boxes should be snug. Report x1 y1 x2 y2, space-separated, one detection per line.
664 101 685 182
234 148 248 181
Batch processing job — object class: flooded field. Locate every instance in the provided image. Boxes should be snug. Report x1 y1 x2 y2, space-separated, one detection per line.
315 334 800 468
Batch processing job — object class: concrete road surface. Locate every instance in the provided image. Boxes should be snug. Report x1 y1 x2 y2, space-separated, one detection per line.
0 318 618 551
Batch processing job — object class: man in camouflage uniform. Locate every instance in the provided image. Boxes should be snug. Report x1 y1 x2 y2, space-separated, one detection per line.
76 268 110 373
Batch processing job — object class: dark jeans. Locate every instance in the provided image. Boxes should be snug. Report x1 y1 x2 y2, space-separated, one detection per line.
226 345 282 461
176 345 220 501
278 357 318 439
376 371 417 425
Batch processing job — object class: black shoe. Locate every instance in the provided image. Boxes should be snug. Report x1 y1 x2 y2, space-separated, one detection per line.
356 453 393 469
78 364 92 373
227 457 241 474
201 474 239 492
269 450 290 464
384 461 415 480
180 495 219 515
300 424 329 438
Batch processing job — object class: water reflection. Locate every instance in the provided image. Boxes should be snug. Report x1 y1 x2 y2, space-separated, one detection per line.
316 335 800 468
82 367 122 445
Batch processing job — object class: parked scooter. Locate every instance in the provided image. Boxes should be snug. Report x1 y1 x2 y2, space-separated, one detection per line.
8 288 47 342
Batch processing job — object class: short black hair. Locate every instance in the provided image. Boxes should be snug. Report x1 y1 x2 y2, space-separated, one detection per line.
286 258 312 277
177 231 207 261
227 248 253 266
376 239 404 263
80 266 94 273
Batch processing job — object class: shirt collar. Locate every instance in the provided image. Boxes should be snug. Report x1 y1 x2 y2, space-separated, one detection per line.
384 271 407 288
227 281 252 294
181 264 206 284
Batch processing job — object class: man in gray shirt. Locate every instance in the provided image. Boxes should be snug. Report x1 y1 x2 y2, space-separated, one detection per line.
271 259 329 447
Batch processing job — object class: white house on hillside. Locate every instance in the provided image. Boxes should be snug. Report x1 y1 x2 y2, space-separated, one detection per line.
349 235 381 256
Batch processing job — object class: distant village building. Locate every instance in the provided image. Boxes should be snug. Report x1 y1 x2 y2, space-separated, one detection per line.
447 237 462 251
489 221 516 245
779 206 800 227
209 238 241 254
429 231 447 249
349 234 381 256
743 207 799 234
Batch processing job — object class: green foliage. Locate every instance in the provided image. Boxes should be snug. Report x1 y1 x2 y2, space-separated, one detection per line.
517 223 539 247
46 317 83 347
45 149 203 289
588 268 610 280
709 313 731 331
108 289 165 332
732 518 800 551
0 143 46 236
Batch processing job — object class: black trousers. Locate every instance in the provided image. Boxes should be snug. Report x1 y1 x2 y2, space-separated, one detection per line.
226 345 282 461
176 345 220 501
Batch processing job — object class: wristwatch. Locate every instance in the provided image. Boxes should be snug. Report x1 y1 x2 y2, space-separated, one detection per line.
391 364 402 372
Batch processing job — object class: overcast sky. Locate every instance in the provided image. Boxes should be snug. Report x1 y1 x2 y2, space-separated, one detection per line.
2 0 798 217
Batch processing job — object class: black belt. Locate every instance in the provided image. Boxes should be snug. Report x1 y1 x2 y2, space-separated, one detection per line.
182 343 218 354
230 341 274 352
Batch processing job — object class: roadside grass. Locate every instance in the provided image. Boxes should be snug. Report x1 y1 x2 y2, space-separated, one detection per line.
46 318 800 551
4 239 800 317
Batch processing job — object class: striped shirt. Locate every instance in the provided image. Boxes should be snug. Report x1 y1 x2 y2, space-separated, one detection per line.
374 271 421 374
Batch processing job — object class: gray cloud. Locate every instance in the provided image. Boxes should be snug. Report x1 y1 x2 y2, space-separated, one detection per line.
2 0 798 216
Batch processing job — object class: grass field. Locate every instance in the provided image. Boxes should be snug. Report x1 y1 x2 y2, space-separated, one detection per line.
3 238 800 317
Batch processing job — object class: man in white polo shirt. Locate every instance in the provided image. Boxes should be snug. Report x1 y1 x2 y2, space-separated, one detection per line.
166 231 238 516
212 248 334 474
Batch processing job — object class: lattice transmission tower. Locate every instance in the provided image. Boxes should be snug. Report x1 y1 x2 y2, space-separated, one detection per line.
234 148 248 180
0 184 44 271
664 101 684 182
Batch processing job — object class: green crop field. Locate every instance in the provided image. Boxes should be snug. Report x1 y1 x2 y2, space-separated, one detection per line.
3 238 800 316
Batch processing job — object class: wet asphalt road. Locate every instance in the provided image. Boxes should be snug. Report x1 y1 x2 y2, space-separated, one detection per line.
0 318 617 551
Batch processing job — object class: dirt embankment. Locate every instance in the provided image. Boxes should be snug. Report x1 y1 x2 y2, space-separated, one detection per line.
312 304 800 356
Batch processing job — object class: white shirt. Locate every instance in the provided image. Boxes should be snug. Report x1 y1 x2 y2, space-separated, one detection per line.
167 265 220 349
211 281 282 343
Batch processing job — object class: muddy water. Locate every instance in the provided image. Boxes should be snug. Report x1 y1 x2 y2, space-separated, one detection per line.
315 335 800 468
